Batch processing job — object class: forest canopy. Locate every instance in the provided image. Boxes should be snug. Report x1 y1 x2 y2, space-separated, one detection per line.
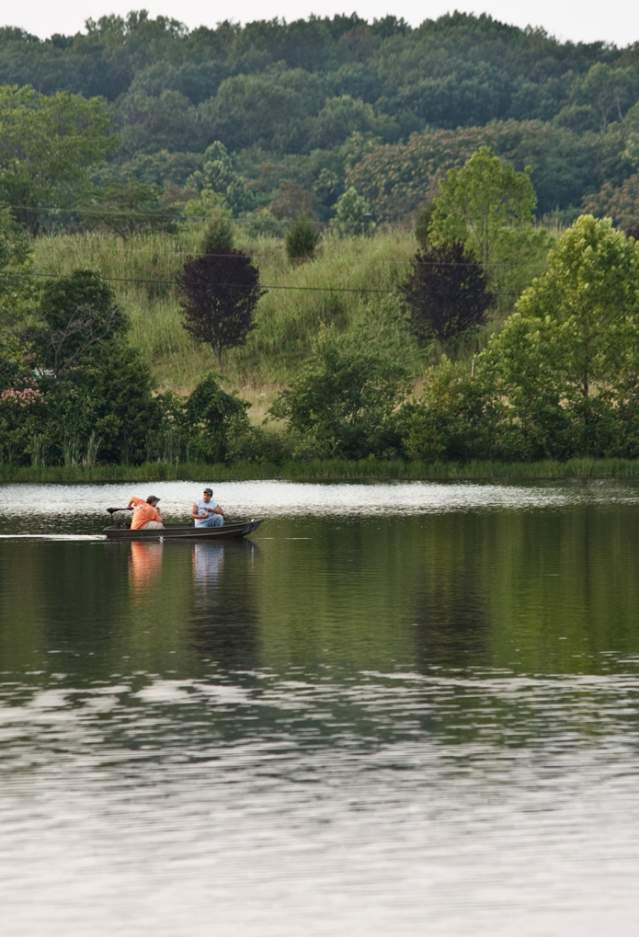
0 10 638 227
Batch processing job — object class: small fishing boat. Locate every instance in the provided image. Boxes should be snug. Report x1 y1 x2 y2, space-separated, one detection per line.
104 518 263 542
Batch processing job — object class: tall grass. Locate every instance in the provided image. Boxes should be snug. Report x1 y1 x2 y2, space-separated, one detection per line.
4 458 639 485
32 228 418 399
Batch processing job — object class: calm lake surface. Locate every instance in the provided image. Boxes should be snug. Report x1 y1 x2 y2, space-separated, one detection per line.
1 479 639 936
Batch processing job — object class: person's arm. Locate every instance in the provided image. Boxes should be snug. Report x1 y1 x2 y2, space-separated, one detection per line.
213 504 225 517
191 502 202 520
128 496 142 509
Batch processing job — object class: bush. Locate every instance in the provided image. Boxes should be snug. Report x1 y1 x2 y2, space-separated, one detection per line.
285 216 321 264
183 373 250 463
401 360 504 461
271 335 409 459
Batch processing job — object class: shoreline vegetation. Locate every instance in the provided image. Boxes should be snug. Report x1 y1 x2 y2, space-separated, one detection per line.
3 458 639 485
3 17 639 473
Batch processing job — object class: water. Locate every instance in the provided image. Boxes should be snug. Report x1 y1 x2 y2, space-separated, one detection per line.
1 480 639 935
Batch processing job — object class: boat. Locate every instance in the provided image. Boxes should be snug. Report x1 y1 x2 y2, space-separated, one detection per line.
104 518 263 542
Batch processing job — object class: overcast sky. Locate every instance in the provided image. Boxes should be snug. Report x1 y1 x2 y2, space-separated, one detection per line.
5 1 639 47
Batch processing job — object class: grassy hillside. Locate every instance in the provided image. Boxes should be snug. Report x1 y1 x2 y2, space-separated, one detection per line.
33 228 421 416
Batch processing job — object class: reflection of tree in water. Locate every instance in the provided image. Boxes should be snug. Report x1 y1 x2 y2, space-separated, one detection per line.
189 541 260 670
410 514 490 673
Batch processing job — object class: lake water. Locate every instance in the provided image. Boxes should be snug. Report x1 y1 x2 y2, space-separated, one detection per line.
1 479 639 936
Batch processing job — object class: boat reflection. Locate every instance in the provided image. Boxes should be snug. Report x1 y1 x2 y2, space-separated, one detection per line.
189 540 260 669
192 542 225 589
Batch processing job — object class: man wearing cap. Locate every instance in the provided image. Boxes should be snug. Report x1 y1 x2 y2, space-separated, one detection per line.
192 487 225 528
127 495 164 530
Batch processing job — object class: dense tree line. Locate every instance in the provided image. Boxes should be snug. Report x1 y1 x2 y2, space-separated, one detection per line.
1 11 639 227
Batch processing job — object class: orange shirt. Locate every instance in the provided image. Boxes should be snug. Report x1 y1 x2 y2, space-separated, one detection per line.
128 496 161 530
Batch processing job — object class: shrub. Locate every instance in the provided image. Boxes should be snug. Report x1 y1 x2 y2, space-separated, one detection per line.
271 335 409 459
183 373 250 463
285 216 321 264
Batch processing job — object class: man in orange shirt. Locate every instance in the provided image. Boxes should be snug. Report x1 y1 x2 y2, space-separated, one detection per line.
127 495 163 530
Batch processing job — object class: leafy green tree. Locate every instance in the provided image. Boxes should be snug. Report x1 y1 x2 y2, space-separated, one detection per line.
270 334 409 458
270 181 317 221
117 90 203 156
178 248 263 365
414 202 434 250
285 216 321 264
401 241 493 344
401 359 503 462
331 186 375 236
582 174 639 231
3 269 161 466
573 64 639 132
428 146 551 313
82 180 177 237
200 205 234 254
34 269 128 374
307 95 396 149
480 216 639 454
186 141 253 215
429 146 537 267
0 85 115 232
200 67 325 152
183 373 250 463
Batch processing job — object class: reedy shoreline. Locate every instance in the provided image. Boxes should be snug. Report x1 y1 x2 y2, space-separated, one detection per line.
2 458 639 485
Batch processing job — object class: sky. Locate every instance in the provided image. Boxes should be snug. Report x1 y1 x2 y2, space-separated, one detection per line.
4 0 639 47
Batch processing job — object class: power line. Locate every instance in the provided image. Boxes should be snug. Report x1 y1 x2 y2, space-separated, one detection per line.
0 268 528 299
0 269 395 294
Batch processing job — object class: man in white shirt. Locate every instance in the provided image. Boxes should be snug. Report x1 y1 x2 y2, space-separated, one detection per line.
191 487 225 528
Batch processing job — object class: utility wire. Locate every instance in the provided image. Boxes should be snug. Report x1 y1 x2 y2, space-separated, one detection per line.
0 270 395 293
0 268 528 298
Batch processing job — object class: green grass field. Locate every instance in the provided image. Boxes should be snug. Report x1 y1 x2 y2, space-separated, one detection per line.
33 228 419 410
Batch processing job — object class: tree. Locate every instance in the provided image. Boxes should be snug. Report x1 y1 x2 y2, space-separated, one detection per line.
270 181 316 222
117 89 203 156
401 359 503 462
331 186 375 236
429 146 537 268
414 202 434 250
401 241 493 344
0 206 34 336
480 216 639 454
200 205 234 254
178 249 263 365
183 373 249 463
306 95 396 149
3 269 161 466
0 85 115 232
82 180 177 237
270 333 409 458
199 67 325 152
186 141 253 215
582 174 639 231
573 64 639 132
35 269 128 374
285 216 321 264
